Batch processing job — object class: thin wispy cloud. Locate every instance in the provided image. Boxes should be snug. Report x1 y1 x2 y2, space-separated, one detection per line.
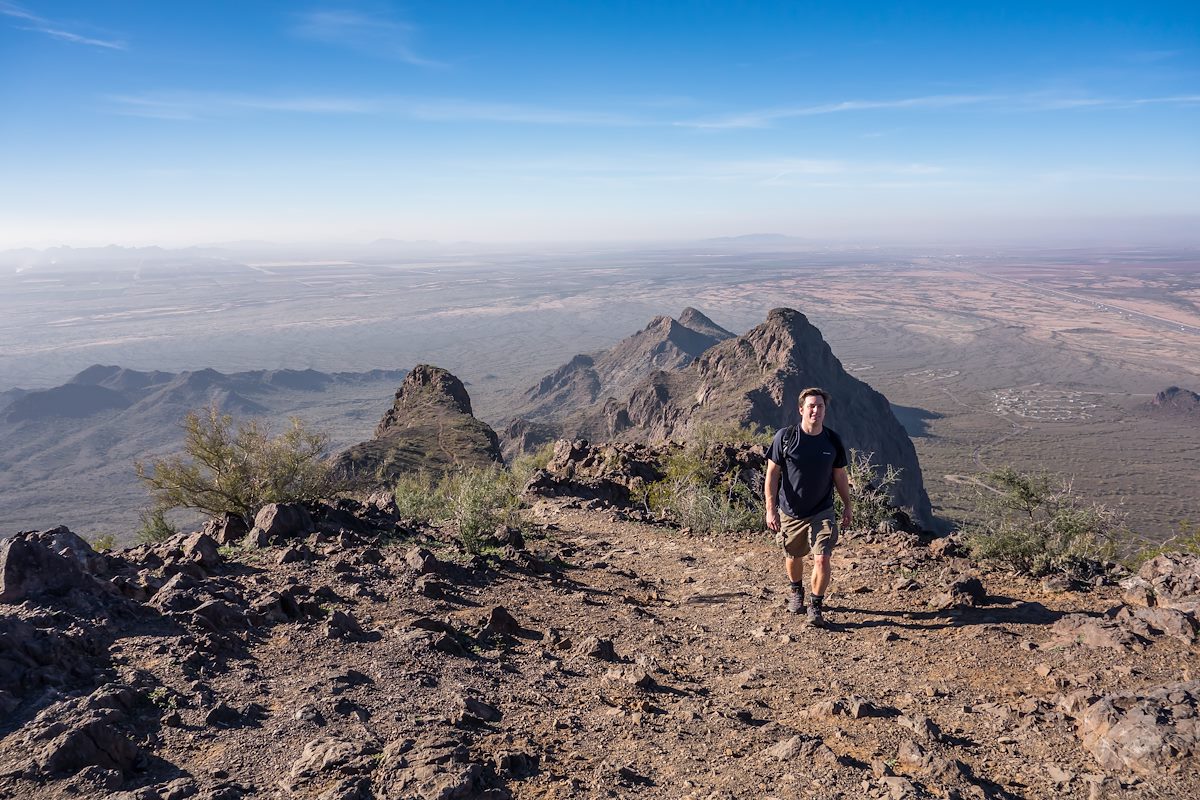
1133 95 1200 105
678 92 1200 129
291 8 439 67
678 95 994 129
0 1 125 50
102 91 642 126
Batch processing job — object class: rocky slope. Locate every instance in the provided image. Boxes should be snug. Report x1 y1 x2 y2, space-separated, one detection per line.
333 365 503 487
1 475 1197 800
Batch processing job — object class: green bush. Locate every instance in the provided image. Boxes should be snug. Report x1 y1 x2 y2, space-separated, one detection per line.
393 470 445 522
135 507 179 545
91 533 117 552
836 449 904 532
641 425 765 535
393 464 525 555
963 467 1122 581
136 406 334 523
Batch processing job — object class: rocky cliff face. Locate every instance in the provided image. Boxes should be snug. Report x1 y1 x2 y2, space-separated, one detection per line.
334 365 502 486
596 308 934 528
510 308 734 427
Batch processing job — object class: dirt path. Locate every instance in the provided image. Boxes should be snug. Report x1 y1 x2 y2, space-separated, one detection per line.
3 500 1196 800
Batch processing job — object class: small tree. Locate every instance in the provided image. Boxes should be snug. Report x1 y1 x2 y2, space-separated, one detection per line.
963 467 1123 581
136 406 333 523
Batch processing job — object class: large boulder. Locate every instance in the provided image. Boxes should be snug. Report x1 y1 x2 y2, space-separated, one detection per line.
0 528 103 604
1075 681 1200 775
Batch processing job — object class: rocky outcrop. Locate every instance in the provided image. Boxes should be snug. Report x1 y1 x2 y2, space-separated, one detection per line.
523 439 668 506
508 308 734 431
1149 386 1200 417
333 365 502 487
592 308 933 528
0 527 109 603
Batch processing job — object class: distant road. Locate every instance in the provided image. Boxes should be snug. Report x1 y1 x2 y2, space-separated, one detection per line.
960 267 1200 337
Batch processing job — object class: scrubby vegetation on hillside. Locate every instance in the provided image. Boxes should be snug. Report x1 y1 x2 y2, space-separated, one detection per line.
391 445 553 555
135 406 335 524
962 467 1124 582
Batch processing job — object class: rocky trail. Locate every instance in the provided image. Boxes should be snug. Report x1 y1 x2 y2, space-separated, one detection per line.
1 490 1197 800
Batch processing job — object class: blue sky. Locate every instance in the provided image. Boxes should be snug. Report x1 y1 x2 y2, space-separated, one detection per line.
1 1 1197 247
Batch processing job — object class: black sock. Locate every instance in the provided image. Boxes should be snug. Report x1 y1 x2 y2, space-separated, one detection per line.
789 581 804 595
810 594 824 609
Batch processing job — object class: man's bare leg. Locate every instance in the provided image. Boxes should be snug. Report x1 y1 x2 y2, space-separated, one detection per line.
785 555 805 583
808 553 831 627
811 554 831 596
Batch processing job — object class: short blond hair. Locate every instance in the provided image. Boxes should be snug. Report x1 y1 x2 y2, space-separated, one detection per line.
798 387 831 407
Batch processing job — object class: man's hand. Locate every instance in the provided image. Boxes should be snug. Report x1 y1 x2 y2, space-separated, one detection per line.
766 506 780 532
840 506 852 532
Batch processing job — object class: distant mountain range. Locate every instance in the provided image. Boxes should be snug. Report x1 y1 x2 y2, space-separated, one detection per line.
0 235 828 275
0 365 408 538
3 305 945 538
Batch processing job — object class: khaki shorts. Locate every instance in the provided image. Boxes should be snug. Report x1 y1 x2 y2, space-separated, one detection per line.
777 508 839 558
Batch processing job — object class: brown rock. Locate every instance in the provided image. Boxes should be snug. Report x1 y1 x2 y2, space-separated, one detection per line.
253 503 313 540
1075 681 1200 775
182 532 220 569
0 528 96 603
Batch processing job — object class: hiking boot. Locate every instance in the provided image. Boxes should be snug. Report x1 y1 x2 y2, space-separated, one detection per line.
806 604 826 628
786 590 805 614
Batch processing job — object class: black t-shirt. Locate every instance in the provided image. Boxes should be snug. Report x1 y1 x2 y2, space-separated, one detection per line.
767 426 848 519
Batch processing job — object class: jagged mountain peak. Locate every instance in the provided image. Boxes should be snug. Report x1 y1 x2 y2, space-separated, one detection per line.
593 307 932 527
382 364 474 425
679 306 735 339
510 309 734 432
335 365 501 486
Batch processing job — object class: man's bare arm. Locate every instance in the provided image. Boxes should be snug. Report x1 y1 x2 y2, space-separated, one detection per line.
833 466 852 529
765 459 782 531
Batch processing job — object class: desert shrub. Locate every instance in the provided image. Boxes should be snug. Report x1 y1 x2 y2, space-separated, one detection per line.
393 464 525 555
440 466 524 554
642 425 765 535
135 506 179 545
392 470 444 522
683 421 774 449
91 533 116 552
963 467 1123 581
1123 520 1200 569
507 442 556 489
836 449 904 532
136 406 334 523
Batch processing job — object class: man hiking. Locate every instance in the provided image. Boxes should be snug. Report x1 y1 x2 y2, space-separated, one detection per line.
764 387 853 627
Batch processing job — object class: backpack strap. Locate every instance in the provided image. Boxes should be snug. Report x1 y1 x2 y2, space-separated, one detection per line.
781 424 798 454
